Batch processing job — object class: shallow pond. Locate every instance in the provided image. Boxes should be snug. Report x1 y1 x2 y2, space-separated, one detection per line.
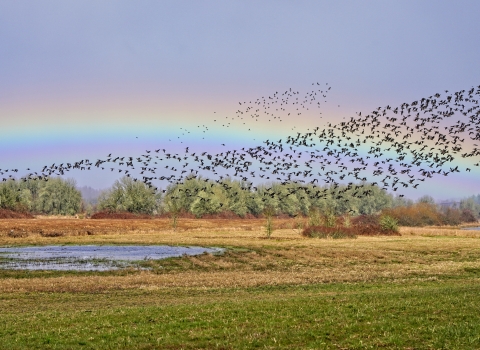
461 227 480 230
0 245 223 271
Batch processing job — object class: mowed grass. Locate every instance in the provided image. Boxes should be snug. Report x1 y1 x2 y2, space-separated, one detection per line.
1 218 480 349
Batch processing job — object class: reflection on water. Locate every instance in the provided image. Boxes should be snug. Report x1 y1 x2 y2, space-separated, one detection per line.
0 245 223 271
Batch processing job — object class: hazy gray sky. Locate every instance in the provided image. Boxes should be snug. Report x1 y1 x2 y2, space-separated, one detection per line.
2 1 479 99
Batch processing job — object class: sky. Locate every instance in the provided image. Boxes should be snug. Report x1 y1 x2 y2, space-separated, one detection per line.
1 1 480 200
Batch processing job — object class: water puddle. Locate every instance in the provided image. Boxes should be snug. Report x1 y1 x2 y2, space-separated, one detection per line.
0 245 224 271
461 227 480 230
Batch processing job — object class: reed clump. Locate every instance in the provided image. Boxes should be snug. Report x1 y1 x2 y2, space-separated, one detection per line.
302 214 399 238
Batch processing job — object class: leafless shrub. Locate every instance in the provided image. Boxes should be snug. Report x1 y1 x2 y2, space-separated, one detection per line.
7 229 29 238
40 231 65 237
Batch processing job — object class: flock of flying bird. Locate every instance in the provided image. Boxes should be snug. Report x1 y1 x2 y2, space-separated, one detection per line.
2 83 480 205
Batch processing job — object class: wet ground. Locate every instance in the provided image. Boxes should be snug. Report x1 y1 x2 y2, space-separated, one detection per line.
0 245 224 271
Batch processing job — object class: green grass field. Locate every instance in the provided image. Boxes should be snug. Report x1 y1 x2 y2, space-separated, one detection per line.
2 278 480 349
1 219 480 349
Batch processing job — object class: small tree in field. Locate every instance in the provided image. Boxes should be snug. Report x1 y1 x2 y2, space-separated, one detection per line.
308 206 321 227
263 205 276 238
322 208 336 228
164 193 182 231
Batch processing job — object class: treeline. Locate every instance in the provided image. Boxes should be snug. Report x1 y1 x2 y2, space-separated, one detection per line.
97 176 398 217
0 176 394 217
0 178 81 215
1 176 479 226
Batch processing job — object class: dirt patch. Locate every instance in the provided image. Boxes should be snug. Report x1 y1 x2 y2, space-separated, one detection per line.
0 209 34 219
0 217 268 238
92 211 260 220
200 211 258 220
90 211 154 219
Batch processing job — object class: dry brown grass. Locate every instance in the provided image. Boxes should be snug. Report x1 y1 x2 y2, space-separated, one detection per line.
1 218 480 293
0 217 266 238
399 226 480 237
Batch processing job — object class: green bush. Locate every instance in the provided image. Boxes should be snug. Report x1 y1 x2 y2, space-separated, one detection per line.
0 180 29 211
379 215 398 232
322 209 336 228
302 225 356 239
97 176 160 215
36 178 82 215
342 214 352 228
